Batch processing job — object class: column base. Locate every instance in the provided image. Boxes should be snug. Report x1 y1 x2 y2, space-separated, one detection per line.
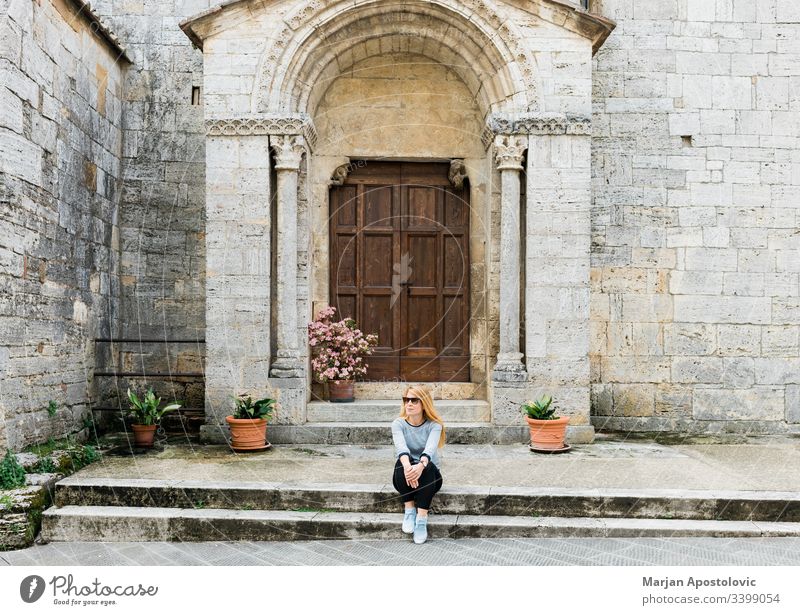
492 352 526 382
269 356 304 379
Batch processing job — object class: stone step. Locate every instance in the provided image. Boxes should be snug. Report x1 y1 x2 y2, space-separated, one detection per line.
267 423 540 445
41 506 800 542
54 478 800 522
268 423 594 445
306 399 490 423
352 382 484 400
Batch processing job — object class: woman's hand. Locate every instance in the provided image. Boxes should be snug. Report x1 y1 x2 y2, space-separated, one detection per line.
404 462 425 488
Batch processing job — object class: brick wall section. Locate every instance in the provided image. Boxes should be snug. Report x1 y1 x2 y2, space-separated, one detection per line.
0 0 126 449
590 0 800 432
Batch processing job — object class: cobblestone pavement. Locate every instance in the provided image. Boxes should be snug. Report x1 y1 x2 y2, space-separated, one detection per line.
2 538 800 566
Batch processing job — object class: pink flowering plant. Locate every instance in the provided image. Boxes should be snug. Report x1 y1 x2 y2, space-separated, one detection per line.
308 306 378 383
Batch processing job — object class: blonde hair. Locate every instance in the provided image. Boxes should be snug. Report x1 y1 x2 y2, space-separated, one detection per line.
399 384 446 448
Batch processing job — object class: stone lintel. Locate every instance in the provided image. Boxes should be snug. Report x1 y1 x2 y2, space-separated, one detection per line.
205 114 318 151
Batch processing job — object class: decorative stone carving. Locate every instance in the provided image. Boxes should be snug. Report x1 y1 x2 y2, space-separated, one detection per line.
206 114 318 149
483 113 592 147
272 134 306 170
493 135 527 171
330 163 351 186
481 126 495 150
448 159 468 189
254 0 540 114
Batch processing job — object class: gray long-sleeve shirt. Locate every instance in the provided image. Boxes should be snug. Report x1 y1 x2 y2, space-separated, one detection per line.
391 418 442 467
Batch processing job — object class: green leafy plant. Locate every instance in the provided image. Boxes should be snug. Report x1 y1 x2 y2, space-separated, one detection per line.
126 388 182 426
232 394 275 421
0 450 26 490
68 445 100 471
34 457 56 473
522 395 558 421
46 400 58 417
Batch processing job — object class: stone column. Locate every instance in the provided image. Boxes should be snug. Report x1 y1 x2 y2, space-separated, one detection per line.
269 134 306 378
492 134 527 382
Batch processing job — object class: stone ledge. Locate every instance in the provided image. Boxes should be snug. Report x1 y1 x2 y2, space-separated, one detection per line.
200 423 593 445
592 416 800 436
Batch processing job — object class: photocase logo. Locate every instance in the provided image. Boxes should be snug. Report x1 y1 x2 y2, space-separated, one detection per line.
391 252 413 307
20 575 46 603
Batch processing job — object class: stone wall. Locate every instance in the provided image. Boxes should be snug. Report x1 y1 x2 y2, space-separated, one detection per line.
89 0 209 414
0 0 127 450
590 0 800 432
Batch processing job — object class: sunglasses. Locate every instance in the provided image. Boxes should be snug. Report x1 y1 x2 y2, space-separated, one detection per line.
402 397 421 405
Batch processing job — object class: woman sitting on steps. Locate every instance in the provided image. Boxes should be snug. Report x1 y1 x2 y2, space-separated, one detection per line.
391 384 445 544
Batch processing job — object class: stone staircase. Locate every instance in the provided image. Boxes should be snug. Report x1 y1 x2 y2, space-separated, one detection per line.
269 399 531 445
41 477 800 542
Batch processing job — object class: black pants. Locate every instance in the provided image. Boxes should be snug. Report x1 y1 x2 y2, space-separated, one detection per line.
392 458 443 510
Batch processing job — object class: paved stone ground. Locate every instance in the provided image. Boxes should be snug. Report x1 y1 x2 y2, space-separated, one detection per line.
3 538 800 566
75 433 800 491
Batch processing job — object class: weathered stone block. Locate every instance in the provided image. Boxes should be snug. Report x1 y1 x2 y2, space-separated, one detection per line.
672 357 723 384
674 296 771 324
664 323 716 355
787 385 800 423
717 325 762 355
693 388 784 421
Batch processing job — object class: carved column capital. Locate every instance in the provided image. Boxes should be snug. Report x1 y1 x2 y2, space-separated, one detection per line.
494 135 527 171
272 134 306 171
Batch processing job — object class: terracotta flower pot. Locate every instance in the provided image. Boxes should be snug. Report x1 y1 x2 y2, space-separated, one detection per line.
525 416 570 450
226 416 268 451
328 379 355 403
131 424 157 448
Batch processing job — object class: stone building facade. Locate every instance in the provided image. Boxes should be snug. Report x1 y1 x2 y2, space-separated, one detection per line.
1 0 799 450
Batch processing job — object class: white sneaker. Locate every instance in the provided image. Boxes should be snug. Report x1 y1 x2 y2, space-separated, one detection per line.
413 517 428 544
402 508 417 534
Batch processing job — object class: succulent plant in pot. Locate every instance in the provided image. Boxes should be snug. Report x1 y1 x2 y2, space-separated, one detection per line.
226 394 276 452
126 388 182 448
522 395 570 451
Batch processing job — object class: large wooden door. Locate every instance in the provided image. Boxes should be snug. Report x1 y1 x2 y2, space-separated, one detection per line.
329 161 470 381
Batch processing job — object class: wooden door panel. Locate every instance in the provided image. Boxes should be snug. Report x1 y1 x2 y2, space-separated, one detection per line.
406 186 438 229
335 186 358 226
362 294 395 351
401 358 439 382
443 235 466 289
442 295 466 353
405 295 438 354
362 234 393 287
330 161 469 382
407 234 437 288
364 185 394 228
334 235 357 289
444 190 467 227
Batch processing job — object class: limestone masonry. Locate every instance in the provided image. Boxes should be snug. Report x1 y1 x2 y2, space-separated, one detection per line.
1 0 798 450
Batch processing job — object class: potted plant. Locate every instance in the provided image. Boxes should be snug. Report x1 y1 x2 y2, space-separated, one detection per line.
126 388 182 448
226 394 275 451
522 395 570 451
307 306 378 402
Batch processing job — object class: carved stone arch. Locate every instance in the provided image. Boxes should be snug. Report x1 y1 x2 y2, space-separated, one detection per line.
252 0 541 116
